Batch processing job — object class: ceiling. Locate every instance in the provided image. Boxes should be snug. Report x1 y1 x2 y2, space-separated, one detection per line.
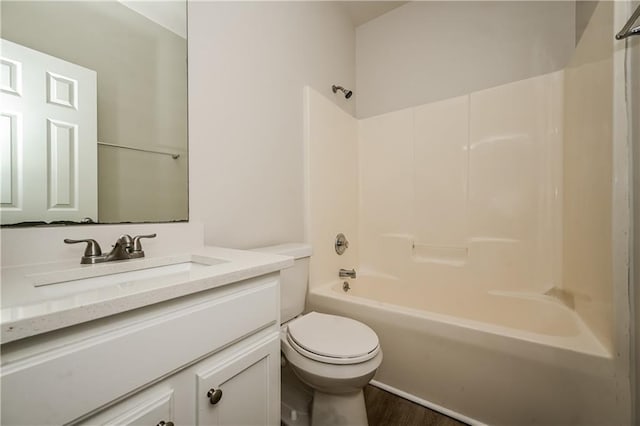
341 1 408 27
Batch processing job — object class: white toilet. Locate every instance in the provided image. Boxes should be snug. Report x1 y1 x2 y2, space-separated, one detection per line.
253 243 382 426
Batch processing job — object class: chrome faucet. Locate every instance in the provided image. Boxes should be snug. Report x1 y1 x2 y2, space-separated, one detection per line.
339 268 356 279
65 233 156 264
104 235 134 262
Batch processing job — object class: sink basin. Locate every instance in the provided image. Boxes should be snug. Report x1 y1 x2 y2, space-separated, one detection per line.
28 254 227 288
41 261 210 289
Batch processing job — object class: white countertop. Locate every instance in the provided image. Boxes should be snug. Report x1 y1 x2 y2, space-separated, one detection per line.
0 246 293 344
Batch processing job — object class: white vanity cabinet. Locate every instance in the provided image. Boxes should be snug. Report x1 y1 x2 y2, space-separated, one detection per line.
0 273 281 426
79 331 280 426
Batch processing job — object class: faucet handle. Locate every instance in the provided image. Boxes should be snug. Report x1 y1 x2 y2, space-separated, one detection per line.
64 238 103 257
132 233 157 252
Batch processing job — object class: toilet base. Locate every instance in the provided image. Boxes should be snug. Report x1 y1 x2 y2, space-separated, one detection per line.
282 363 313 426
311 390 368 426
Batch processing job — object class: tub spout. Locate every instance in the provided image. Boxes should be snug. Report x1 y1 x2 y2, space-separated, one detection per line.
339 268 356 279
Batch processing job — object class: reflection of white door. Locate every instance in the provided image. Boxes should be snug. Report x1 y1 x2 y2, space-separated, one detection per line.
0 38 97 224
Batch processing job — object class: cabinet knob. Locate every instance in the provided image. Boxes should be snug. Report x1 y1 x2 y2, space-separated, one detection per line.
207 388 223 405
156 421 174 426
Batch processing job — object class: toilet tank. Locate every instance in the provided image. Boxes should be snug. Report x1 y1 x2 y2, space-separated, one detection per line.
252 243 312 323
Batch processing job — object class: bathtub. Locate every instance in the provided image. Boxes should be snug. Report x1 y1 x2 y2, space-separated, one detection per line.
306 276 625 425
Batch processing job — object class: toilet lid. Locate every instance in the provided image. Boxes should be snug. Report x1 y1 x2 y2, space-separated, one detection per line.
287 312 379 363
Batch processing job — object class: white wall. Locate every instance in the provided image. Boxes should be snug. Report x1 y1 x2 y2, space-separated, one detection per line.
356 1 575 118
188 1 355 249
575 1 598 45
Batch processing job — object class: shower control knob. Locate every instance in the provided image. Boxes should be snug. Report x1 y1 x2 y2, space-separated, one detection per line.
156 421 174 426
207 388 223 405
335 233 349 255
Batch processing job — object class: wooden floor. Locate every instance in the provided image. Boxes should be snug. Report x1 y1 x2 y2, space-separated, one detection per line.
364 385 467 426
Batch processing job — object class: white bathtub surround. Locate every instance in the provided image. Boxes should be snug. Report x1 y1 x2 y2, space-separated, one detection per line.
563 0 616 354
358 71 564 299
303 87 359 291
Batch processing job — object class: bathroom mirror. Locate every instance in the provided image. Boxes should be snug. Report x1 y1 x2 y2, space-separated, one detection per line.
0 1 188 226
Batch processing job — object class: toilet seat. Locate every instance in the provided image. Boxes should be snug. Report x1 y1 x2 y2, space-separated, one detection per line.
286 312 380 365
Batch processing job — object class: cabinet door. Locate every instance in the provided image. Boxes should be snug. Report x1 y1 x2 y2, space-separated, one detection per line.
196 334 280 426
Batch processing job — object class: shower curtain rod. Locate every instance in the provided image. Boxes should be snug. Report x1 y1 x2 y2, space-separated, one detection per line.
616 3 640 40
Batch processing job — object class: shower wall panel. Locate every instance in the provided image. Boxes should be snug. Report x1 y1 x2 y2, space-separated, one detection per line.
358 71 563 294
562 1 614 352
413 96 469 249
469 73 564 293
358 109 414 274
304 87 359 291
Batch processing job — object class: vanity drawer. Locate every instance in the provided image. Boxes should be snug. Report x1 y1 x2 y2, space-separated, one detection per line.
79 387 175 426
1 275 278 425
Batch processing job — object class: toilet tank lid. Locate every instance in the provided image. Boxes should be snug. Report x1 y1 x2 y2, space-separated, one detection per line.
252 243 312 259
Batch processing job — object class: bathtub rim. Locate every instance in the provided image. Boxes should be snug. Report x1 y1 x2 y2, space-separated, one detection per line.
309 280 613 366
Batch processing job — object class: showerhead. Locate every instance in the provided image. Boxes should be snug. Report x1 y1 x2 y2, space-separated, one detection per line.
332 85 353 100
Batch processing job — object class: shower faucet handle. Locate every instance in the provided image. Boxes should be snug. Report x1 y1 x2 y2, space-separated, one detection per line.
335 233 349 255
